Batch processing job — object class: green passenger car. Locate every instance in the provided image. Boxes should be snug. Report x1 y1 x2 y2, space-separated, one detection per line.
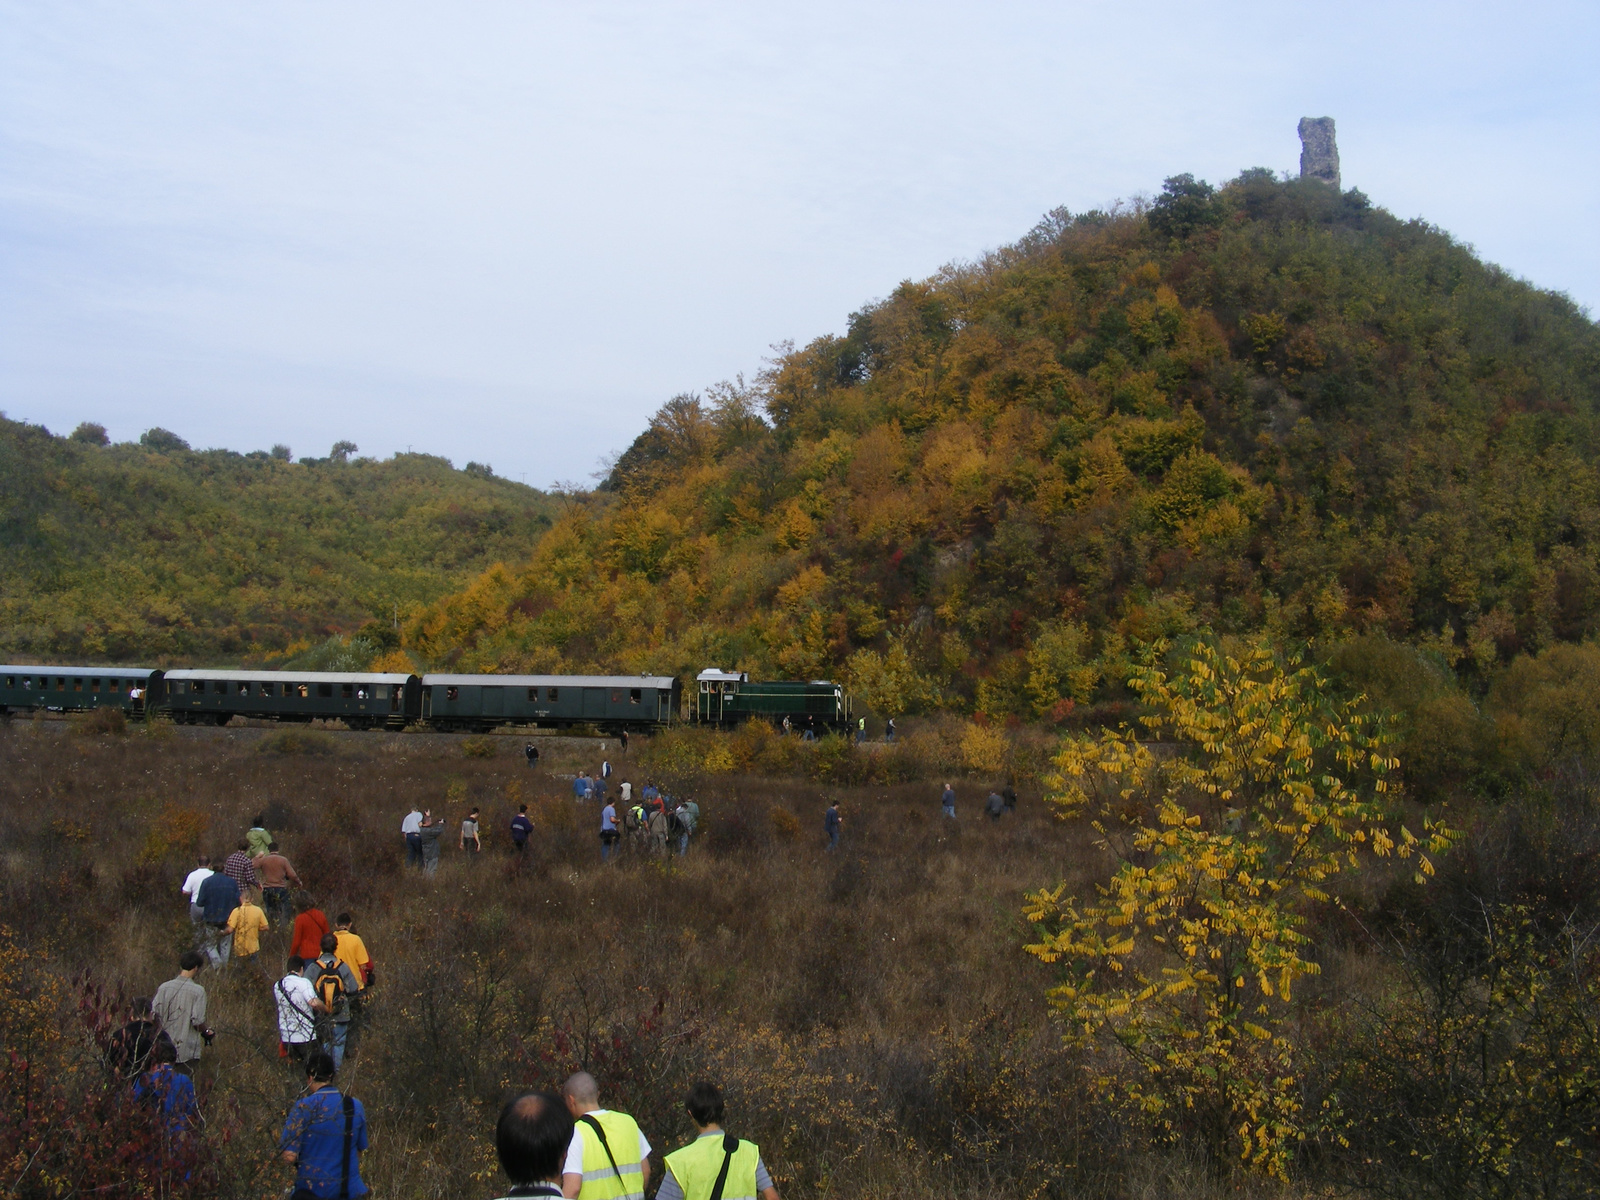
162 670 421 729
695 669 852 731
421 674 681 732
0 665 164 717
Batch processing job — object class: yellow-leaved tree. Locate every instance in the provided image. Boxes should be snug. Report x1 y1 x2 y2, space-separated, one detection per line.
1023 636 1452 1177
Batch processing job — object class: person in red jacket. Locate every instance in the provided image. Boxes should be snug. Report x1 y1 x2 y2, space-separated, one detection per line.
291 897 331 962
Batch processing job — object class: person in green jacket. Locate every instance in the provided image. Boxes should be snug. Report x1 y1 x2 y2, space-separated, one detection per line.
246 815 273 859
657 1081 779 1200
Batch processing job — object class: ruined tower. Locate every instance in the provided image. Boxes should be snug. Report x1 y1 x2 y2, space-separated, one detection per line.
1298 117 1340 189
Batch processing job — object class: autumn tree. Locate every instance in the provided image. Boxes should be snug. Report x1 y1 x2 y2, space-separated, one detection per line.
1024 636 1452 1176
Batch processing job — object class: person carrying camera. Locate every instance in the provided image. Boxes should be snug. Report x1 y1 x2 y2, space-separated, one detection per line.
280 1051 369 1199
152 950 214 1077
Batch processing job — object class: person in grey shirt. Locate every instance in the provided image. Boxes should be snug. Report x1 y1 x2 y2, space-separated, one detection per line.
152 950 212 1075
417 812 446 876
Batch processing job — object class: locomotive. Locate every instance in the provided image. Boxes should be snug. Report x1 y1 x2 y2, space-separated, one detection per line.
0 663 851 736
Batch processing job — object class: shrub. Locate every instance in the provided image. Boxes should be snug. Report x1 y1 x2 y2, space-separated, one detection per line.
256 728 336 755
70 706 126 737
769 805 801 840
461 735 496 759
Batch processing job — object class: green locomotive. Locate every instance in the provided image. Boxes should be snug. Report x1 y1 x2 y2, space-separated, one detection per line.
694 669 852 732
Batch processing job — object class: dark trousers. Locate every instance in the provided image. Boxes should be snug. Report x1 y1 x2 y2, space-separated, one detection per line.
263 886 290 926
405 833 422 868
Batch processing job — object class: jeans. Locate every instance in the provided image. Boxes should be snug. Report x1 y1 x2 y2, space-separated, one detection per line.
405 834 422 869
262 887 290 927
677 833 689 856
827 828 839 851
203 923 232 968
943 805 956 819
189 904 207 943
323 1021 348 1070
601 831 618 861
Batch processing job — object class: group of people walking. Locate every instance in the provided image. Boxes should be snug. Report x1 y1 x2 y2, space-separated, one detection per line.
489 1072 780 1200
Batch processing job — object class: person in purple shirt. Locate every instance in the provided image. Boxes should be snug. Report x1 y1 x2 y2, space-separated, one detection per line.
280 1051 368 1199
510 805 533 856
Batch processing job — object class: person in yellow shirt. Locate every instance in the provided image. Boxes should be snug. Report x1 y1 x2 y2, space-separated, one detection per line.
226 890 270 966
334 912 373 1063
333 913 371 989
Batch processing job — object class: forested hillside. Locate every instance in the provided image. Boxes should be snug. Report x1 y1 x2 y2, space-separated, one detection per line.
407 172 1600 716
0 420 557 664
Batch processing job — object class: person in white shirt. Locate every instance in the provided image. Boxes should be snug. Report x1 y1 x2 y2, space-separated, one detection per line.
560 1072 650 1199
401 807 423 869
181 855 214 937
274 956 323 1062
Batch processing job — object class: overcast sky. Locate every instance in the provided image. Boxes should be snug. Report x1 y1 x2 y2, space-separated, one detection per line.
2 2 1595 489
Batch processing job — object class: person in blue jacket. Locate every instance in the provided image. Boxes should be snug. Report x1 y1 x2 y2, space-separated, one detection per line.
280 1051 369 1199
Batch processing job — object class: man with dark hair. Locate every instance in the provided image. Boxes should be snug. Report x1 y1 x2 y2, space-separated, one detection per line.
132 1037 198 1142
195 868 240 968
659 1082 780 1200
108 996 175 1081
524 743 539 769
560 1071 651 1199
493 1091 574 1198
223 839 260 892
280 1051 369 1199
276 956 321 1063
510 805 533 856
254 841 301 928
152 951 213 1076
303 934 360 1070
246 815 273 859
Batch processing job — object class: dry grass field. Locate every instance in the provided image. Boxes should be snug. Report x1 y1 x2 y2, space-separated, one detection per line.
3 714 1594 1200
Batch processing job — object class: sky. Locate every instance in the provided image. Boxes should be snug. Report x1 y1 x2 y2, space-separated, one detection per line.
2 2 1596 490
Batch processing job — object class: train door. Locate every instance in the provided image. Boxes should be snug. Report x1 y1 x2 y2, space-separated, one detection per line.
482 687 504 719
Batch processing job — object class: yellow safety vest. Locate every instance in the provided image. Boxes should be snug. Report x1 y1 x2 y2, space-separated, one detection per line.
663 1132 761 1200
573 1110 646 1200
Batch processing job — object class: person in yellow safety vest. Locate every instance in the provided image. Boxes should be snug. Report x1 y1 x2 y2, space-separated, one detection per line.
560 1072 651 1200
658 1081 780 1200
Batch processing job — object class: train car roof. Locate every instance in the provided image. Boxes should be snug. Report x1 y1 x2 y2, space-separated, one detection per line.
423 673 679 689
163 669 417 684
1 664 161 676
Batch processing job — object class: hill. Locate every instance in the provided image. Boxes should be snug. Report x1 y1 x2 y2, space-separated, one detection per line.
0 421 558 664
406 172 1600 717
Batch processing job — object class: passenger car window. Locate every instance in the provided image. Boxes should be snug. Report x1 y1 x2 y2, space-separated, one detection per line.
342 684 354 699
547 688 559 701
446 687 460 701
109 679 121 693
630 689 642 703
295 684 308 698
318 683 333 698
527 688 538 701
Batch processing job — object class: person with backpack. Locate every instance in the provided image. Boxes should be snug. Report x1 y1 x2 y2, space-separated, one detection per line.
658 1080 780 1200
280 1050 369 1199
276 956 323 1063
560 1071 650 1200
303 935 360 1070
511 804 534 856
491 1091 573 1200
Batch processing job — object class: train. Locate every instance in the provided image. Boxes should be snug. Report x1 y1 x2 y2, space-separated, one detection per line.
0 663 852 736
